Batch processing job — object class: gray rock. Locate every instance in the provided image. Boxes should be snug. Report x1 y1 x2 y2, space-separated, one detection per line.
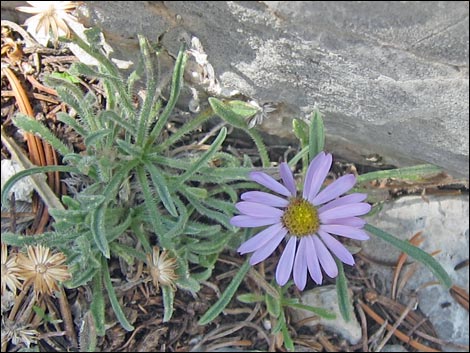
3 1 468 177
289 285 362 345
381 344 409 352
363 195 469 350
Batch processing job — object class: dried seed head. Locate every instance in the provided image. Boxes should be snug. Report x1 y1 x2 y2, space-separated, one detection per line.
146 246 178 292
1 243 22 295
17 245 71 297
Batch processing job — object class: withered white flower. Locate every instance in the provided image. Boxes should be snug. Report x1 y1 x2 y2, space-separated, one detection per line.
1 243 22 295
17 245 71 296
147 246 178 292
1 318 38 348
16 1 80 46
246 100 277 128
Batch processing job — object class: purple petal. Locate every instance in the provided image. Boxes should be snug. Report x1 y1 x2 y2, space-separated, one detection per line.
276 236 297 286
235 202 284 218
249 171 292 197
304 236 322 284
238 223 285 254
230 215 280 228
318 193 367 213
302 152 325 198
302 151 325 199
250 228 287 265
241 191 289 208
309 153 333 201
319 203 371 221
293 237 308 290
320 224 370 240
312 174 356 206
318 230 354 265
304 152 333 201
280 162 297 196
322 217 366 227
313 236 338 278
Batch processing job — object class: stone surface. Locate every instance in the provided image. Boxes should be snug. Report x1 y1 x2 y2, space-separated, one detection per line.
381 344 409 352
1 159 34 203
363 195 469 350
289 285 362 345
3 1 468 177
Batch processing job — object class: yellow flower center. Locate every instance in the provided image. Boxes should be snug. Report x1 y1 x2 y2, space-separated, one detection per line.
36 264 48 274
282 198 320 237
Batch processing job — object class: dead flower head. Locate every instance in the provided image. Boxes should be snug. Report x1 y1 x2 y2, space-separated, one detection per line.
17 245 71 296
1 243 22 295
147 246 178 292
16 1 80 46
1 318 38 349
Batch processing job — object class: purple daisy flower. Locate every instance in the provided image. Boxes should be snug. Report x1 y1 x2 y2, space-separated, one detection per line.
231 152 371 290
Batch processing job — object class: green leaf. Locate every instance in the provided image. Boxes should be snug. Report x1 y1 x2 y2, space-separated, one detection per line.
189 233 230 256
176 275 201 293
145 43 187 148
49 71 81 83
102 258 135 331
183 190 232 229
13 113 73 156
293 119 309 172
1 165 77 205
90 206 110 258
69 63 120 87
365 224 452 288
66 266 99 288
46 76 100 131
185 187 208 199
176 127 227 186
237 293 264 304
335 259 352 322
106 210 134 242
48 208 87 224
245 127 270 167
309 111 325 162
61 195 81 209
136 35 157 145
198 260 250 325
136 166 166 237
159 196 188 241
208 98 269 166
156 108 214 152
90 273 106 336
293 118 309 146
76 194 106 210
99 110 137 137
32 306 57 323
68 32 136 119
185 223 221 236
266 293 281 318
115 138 143 157
56 112 88 137
209 97 247 129
84 129 112 147
286 303 336 320
144 162 178 217
225 100 259 118
357 164 442 183
130 222 152 254
162 286 175 322
84 27 103 45
190 266 214 282
279 311 294 352
110 242 145 264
